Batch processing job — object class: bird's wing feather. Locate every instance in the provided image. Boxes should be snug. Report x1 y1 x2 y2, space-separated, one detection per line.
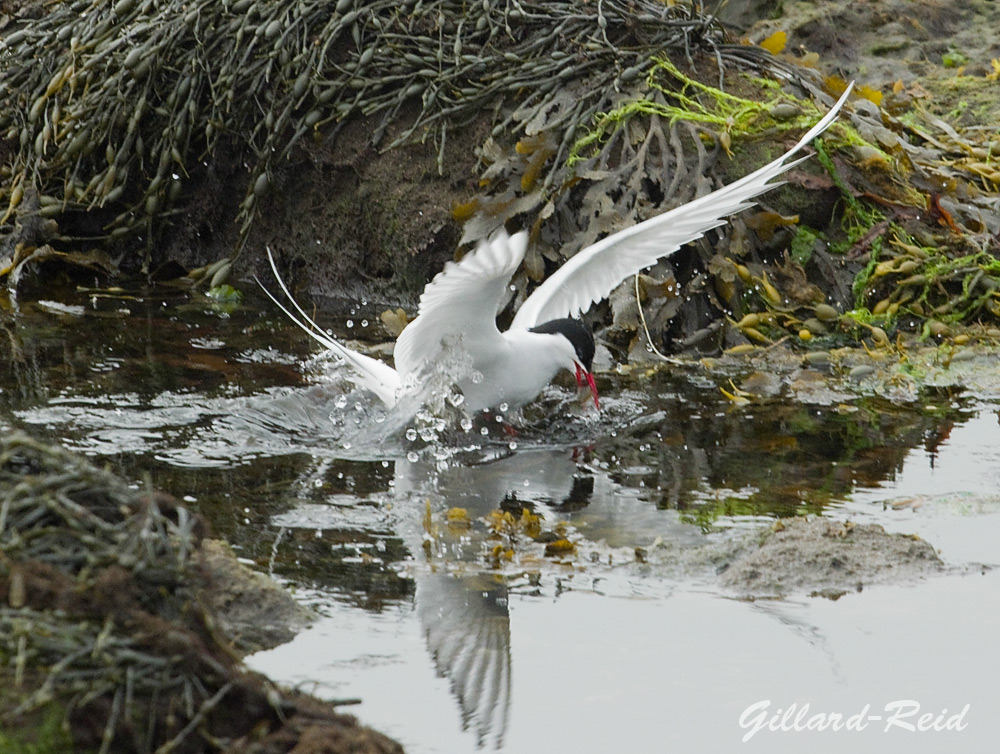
393 231 527 380
509 84 853 331
258 248 401 406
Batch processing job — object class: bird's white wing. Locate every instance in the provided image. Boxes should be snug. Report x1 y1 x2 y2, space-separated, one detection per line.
509 84 853 331
257 248 401 406
393 231 527 380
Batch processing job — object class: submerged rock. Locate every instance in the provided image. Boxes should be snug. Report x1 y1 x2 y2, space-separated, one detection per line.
719 517 943 598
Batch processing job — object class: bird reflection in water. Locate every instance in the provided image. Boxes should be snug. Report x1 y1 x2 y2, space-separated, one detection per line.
393 447 594 748
418 573 512 748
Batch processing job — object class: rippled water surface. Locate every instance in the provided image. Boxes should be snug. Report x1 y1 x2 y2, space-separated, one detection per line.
3 284 999 753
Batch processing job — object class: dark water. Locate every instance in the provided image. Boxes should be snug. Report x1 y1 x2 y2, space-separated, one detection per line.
3 284 999 753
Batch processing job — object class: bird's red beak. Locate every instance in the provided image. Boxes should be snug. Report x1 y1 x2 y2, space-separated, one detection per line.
575 363 600 409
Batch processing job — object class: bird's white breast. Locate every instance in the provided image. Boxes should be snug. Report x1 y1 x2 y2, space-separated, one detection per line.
454 329 579 412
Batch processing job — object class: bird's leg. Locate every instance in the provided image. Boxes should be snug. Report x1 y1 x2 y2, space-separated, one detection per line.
477 409 519 437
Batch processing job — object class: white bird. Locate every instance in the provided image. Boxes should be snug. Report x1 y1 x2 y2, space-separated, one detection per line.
261 84 852 414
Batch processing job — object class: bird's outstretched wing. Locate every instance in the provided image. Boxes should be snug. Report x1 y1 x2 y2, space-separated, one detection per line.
393 231 527 380
257 248 402 406
509 84 853 331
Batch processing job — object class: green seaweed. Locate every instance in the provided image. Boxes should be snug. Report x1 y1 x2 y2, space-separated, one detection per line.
812 138 884 243
851 234 885 310
569 57 807 165
0 704 79 754
790 225 821 266
942 49 969 69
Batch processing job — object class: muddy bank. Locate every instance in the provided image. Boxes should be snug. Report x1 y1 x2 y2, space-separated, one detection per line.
741 0 1000 121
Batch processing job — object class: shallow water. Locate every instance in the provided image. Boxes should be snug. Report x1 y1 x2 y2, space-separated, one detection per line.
3 284 999 753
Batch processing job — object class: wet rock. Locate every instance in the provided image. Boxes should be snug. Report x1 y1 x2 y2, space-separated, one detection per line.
202 539 314 654
719 517 943 598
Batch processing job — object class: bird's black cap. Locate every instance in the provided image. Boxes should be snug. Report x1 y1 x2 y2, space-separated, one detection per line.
530 318 595 371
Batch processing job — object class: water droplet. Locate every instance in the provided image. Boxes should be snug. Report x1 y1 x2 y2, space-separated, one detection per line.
361 319 369 327
381 460 390 468
448 392 465 407
334 394 348 408
405 428 417 441
460 417 473 431
346 319 354 328
498 402 509 412
508 441 517 450
480 426 489 436
470 370 484 384
407 450 419 462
